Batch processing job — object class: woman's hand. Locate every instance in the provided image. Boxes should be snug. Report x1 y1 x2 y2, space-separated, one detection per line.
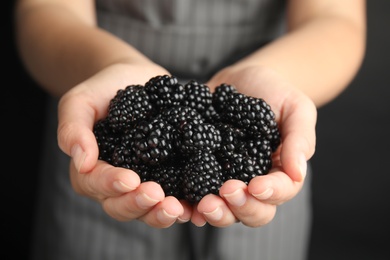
191 65 317 227
57 63 193 228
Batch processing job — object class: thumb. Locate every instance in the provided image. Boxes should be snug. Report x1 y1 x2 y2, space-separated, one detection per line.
57 92 100 173
279 97 317 182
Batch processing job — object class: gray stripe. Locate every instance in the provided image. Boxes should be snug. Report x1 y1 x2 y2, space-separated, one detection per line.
96 0 285 79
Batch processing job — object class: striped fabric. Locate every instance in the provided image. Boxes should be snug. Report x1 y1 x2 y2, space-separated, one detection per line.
31 1 312 260
96 0 286 80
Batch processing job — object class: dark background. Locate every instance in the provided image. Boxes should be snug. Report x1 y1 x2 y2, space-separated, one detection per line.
308 1 390 259
2 1 389 259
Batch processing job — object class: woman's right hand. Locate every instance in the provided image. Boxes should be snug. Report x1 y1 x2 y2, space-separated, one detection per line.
57 63 193 228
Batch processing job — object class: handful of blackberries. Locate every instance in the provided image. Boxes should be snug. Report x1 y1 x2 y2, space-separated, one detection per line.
93 75 281 204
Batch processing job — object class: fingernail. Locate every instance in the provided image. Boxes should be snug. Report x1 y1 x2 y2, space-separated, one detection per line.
113 181 135 193
299 154 307 180
71 144 86 172
195 221 207 227
203 207 223 222
157 209 178 224
252 188 274 200
177 216 190 224
135 193 159 209
223 188 246 207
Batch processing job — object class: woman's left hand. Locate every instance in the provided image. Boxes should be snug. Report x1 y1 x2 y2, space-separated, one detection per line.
191 65 316 227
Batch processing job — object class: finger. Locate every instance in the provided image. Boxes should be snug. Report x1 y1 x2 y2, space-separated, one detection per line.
102 181 166 222
70 160 141 201
190 204 207 227
279 94 316 182
196 194 237 227
247 170 304 205
57 90 107 173
219 180 276 227
176 200 193 224
137 196 185 228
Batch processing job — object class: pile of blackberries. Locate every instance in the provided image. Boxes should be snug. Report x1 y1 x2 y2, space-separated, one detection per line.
93 75 281 204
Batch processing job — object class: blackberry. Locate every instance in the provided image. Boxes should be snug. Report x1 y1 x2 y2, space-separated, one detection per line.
130 117 176 166
157 106 204 130
269 127 282 152
178 122 222 154
220 92 280 142
181 80 212 114
246 137 272 156
201 104 220 123
243 138 273 174
111 142 137 169
219 153 265 184
93 118 122 164
131 162 151 182
148 164 184 199
107 84 153 133
182 152 223 204
144 75 184 110
215 122 247 159
212 83 238 112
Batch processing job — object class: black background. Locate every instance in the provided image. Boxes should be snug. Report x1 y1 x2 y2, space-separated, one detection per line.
308 1 390 259
2 1 389 259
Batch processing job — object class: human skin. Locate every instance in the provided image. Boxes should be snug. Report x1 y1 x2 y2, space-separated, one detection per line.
15 0 366 228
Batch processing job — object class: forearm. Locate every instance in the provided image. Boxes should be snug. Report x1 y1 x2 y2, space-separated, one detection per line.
15 1 158 97
231 2 366 107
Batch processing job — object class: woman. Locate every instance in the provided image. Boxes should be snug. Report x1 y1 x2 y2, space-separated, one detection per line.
15 0 366 259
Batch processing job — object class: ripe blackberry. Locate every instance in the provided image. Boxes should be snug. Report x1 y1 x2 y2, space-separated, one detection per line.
131 162 151 182
111 142 137 169
93 118 122 164
243 138 273 173
130 117 176 166
182 152 223 204
219 153 265 184
181 80 212 114
269 127 282 152
220 92 280 143
178 122 222 154
215 122 247 159
147 164 184 199
144 75 184 110
157 106 204 130
107 84 153 133
212 83 238 112
215 127 273 182
201 104 220 123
